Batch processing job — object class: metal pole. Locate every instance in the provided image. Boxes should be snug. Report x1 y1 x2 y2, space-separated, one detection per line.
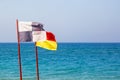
35 42 40 80
16 19 23 80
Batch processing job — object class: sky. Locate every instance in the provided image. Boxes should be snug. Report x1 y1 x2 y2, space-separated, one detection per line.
0 0 120 42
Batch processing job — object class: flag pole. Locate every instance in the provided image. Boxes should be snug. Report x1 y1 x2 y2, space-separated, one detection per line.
35 42 40 80
16 19 23 80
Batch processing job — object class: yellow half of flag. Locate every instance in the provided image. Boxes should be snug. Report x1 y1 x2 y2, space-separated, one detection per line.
36 40 57 50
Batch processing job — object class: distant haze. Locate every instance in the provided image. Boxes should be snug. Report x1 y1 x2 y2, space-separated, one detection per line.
0 0 120 42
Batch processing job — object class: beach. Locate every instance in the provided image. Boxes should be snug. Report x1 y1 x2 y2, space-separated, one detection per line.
0 43 120 80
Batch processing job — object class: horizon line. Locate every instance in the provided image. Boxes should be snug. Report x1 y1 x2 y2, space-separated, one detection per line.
0 42 120 43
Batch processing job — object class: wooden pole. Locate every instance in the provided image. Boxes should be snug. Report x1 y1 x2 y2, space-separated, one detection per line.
35 42 40 80
16 19 23 80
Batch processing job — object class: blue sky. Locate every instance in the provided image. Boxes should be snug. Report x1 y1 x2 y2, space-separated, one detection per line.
0 0 120 42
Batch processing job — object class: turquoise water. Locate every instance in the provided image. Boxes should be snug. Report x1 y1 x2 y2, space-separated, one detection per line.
0 43 120 80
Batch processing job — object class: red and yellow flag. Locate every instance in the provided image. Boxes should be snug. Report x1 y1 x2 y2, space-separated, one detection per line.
36 32 57 50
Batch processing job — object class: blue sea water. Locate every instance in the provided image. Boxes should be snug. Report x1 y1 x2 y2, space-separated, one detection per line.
0 43 120 80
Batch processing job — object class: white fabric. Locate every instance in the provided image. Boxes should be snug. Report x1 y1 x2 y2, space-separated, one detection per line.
32 31 46 42
18 21 32 32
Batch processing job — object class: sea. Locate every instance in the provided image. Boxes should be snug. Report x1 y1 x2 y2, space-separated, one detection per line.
0 43 120 80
